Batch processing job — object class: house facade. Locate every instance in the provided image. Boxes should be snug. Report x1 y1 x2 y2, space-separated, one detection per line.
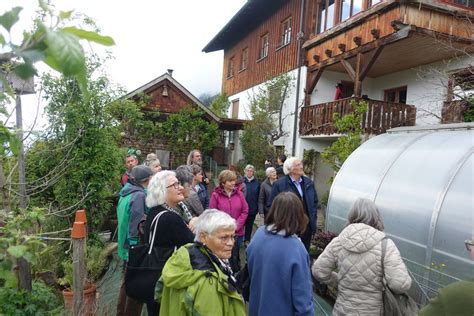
124 70 245 169
204 0 473 198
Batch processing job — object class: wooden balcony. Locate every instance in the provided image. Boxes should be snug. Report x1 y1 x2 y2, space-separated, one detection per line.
299 97 416 136
441 100 468 124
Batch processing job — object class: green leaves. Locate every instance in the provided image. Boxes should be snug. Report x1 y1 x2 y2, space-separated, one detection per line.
61 27 115 46
7 245 27 258
44 30 85 76
0 7 22 32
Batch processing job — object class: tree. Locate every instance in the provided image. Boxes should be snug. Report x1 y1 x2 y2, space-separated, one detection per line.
0 2 115 292
322 100 368 174
240 73 294 166
161 107 219 166
26 53 125 229
209 93 230 117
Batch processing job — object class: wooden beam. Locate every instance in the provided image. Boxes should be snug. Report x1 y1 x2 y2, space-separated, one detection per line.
371 28 380 39
340 60 355 80
362 0 370 10
334 0 342 27
305 68 325 105
325 49 333 57
359 45 384 80
353 36 362 46
307 25 414 72
312 54 320 63
338 43 346 53
354 53 362 97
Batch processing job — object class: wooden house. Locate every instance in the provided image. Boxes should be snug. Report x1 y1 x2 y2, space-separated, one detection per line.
204 0 473 195
124 70 245 168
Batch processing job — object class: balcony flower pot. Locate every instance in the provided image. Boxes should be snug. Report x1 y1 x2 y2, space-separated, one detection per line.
62 283 97 315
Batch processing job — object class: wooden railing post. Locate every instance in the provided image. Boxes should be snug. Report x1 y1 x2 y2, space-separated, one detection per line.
71 214 87 316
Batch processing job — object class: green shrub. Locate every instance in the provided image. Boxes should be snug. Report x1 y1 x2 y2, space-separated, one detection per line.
0 281 61 315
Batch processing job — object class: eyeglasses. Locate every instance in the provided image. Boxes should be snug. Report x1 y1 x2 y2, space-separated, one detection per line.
215 234 236 244
166 182 181 190
465 240 473 252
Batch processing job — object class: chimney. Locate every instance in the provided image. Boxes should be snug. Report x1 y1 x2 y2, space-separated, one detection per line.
167 69 173 77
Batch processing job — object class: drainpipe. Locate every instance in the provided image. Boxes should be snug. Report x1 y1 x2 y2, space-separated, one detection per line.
291 0 305 157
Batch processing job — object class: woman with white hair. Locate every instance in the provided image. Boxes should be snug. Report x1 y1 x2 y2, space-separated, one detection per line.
142 171 195 315
158 209 246 316
243 164 260 244
312 198 412 315
258 167 277 217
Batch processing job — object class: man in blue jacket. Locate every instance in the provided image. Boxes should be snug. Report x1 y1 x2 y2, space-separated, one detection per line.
244 164 260 244
268 157 318 251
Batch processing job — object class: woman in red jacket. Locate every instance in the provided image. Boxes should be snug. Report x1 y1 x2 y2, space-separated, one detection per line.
209 169 248 272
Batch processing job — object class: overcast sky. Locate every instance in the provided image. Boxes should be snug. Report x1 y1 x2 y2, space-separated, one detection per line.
3 0 246 96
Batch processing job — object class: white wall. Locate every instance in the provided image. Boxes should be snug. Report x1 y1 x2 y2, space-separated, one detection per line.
227 55 472 164
308 56 473 126
227 67 307 163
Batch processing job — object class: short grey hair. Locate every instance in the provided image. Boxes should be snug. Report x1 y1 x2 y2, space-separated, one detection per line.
145 159 160 168
186 149 201 165
194 209 236 242
265 167 276 177
283 157 300 175
244 164 255 172
346 198 385 231
146 171 175 208
175 165 194 186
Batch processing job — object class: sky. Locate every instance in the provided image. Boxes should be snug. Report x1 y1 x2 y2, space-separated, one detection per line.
1 0 246 130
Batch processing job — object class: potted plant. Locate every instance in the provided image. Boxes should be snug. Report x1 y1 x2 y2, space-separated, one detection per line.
60 243 108 315
311 231 337 296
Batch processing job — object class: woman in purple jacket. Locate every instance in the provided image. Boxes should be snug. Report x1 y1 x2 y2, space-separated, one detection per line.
209 169 248 272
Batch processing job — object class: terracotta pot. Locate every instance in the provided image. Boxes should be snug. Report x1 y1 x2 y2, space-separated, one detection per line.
62 283 97 315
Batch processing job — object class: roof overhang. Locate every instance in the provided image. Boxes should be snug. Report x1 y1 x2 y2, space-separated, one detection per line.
125 73 221 122
202 0 287 52
308 24 474 78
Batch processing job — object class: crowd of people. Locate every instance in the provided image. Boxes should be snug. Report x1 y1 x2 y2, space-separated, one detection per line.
115 149 467 316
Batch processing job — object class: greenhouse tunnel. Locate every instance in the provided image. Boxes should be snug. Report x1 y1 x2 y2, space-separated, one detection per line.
326 123 473 303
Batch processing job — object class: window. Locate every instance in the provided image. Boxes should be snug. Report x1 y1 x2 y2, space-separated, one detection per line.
227 56 234 78
341 0 363 22
384 86 407 104
259 33 269 59
369 0 382 6
240 47 248 71
447 68 474 102
281 17 292 46
316 0 336 34
231 99 240 119
443 0 474 8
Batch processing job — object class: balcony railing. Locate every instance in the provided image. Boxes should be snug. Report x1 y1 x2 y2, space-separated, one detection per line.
299 97 416 136
441 100 468 123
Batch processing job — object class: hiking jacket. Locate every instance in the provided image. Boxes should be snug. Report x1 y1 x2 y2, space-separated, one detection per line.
116 181 147 261
269 175 318 232
244 177 260 215
158 243 246 316
209 186 248 236
312 223 412 316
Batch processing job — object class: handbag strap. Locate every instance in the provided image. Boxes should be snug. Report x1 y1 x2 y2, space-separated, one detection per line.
381 237 388 286
148 211 168 254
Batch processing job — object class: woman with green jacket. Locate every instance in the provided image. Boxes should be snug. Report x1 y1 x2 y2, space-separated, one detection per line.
157 209 246 316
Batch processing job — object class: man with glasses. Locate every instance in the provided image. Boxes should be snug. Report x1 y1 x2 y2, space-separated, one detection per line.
268 157 318 251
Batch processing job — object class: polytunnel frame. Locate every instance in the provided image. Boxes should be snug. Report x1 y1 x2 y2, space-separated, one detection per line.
326 123 474 304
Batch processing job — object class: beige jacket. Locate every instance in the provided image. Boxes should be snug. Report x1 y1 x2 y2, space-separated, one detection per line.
312 223 412 316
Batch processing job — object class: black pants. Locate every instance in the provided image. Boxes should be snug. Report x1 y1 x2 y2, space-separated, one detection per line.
300 224 313 252
244 214 257 242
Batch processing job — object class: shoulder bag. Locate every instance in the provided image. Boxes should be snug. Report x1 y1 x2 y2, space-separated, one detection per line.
381 238 418 316
125 211 175 302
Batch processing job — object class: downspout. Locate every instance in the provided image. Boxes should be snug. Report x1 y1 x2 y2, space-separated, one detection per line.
292 0 306 156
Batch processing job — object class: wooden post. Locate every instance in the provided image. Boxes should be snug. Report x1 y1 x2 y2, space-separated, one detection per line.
354 53 362 97
71 220 86 316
